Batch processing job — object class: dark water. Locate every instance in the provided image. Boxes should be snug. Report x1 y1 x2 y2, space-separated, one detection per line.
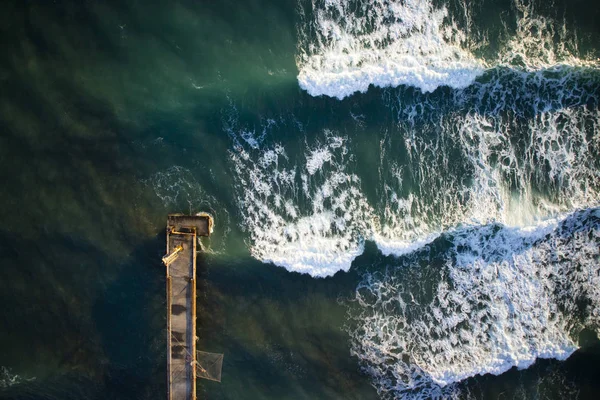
1 0 599 399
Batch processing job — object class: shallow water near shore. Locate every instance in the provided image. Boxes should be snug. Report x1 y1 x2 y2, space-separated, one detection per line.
1 0 600 399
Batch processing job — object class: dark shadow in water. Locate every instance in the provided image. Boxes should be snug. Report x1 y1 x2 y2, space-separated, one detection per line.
2 230 159 400
1 231 167 400
0 230 112 399
0 225 375 400
90 232 167 400
194 252 378 399
0 230 109 369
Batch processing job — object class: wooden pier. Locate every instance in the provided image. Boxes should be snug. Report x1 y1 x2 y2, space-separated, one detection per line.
164 214 212 400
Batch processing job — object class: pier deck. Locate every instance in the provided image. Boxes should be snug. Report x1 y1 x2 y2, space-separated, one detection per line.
165 214 212 400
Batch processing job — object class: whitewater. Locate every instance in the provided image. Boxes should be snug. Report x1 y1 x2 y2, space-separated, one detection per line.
222 0 600 398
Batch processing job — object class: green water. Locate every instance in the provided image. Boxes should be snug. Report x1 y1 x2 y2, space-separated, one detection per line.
0 1 369 398
1 0 600 399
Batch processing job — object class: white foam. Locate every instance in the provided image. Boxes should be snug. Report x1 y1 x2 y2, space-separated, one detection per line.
340 4 600 392
219 3 600 399
372 231 440 258
297 0 485 99
0 366 34 388
372 75 600 256
498 0 599 70
349 209 600 398
305 147 333 175
296 0 599 99
230 134 375 277
146 166 204 208
225 1 600 281
227 91 600 276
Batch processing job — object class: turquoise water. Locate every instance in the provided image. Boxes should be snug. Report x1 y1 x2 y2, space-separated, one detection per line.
1 0 600 399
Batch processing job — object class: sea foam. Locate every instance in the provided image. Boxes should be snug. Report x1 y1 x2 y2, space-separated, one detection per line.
349 209 600 399
296 0 599 99
0 366 34 389
229 130 375 277
222 1 600 397
226 72 600 276
297 0 485 99
225 0 600 278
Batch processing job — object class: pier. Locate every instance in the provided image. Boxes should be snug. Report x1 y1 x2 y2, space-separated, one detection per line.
164 214 213 400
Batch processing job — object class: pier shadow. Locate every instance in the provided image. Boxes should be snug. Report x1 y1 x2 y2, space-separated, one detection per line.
0 228 173 399
86 228 377 400
0 228 124 399
90 231 168 400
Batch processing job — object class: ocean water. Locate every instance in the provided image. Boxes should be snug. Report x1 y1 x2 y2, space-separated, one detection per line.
0 0 599 399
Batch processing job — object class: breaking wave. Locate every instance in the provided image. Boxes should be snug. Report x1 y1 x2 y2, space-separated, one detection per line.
296 0 599 98
224 1 600 395
375 71 600 256
229 126 374 277
348 208 600 399
296 0 484 98
228 64 600 277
